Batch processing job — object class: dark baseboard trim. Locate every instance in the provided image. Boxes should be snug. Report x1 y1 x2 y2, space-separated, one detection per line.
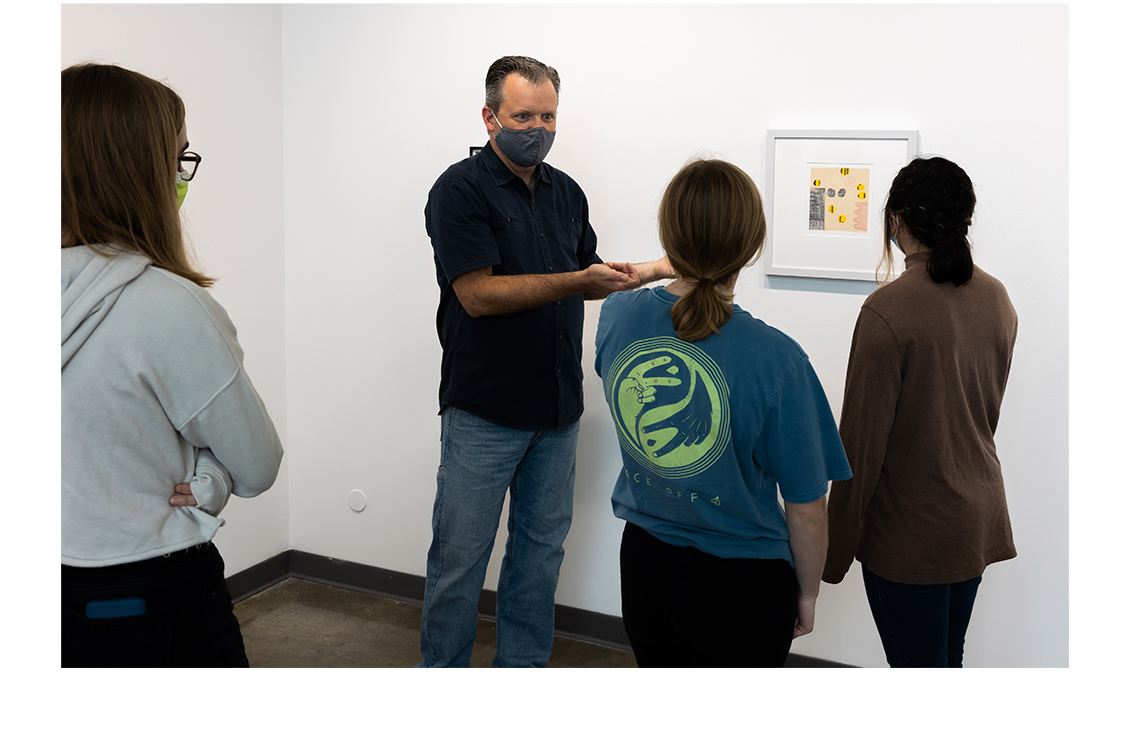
227 549 853 666
785 653 855 668
226 550 291 602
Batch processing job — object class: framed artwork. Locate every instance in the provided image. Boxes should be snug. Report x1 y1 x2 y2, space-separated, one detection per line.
469 146 483 157
763 130 919 281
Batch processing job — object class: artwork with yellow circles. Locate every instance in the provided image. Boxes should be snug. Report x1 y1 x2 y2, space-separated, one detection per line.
808 165 871 233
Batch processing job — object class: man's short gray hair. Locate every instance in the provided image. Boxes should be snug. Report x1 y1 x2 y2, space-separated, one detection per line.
484 56 560 113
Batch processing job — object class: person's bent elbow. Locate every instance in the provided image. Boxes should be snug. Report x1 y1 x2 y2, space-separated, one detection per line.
232 469 279 499
230 447 284 498
457 295 490 318
452 269 496 317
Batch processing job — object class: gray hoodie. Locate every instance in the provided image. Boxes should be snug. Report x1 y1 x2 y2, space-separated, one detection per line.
62 245 283 567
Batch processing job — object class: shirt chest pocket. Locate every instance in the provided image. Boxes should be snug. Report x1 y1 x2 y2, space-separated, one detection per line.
490 215 538 273
542 215 585 271
490 214 585 274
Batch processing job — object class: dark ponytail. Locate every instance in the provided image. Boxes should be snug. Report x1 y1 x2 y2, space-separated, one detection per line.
883 157 976 286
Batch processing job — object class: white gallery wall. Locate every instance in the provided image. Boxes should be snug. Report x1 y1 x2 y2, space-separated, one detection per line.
282 3 1067 668
61 3 1068 667
61 4 291 575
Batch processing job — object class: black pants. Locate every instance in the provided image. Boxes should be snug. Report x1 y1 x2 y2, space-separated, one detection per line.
619 522 798 667
62 542 249 667
863 566 982 668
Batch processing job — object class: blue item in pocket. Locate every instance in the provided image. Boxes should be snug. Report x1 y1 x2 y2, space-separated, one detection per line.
86 597 147 618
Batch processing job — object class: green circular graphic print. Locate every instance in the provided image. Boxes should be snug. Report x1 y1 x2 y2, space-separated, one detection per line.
606 337 731 479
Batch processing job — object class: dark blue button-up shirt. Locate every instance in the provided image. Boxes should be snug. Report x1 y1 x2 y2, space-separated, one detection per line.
425 142 602 430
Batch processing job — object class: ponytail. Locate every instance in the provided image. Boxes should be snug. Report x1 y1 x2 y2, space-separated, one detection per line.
658 159 766 343
670 280 735 342
926 223 974 286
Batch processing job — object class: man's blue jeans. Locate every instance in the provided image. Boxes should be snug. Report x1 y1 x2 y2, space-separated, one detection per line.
863 566 982 668
419 407 579 667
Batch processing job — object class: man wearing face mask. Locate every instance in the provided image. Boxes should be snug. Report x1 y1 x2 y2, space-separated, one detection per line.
420 56 673 667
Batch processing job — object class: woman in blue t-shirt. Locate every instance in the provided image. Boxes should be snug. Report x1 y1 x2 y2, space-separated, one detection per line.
594 158 851 667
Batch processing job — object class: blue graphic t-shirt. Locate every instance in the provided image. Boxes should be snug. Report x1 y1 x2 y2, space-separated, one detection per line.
594 287 852 565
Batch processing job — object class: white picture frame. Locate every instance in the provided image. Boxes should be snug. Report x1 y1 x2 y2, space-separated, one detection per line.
763 130 919 281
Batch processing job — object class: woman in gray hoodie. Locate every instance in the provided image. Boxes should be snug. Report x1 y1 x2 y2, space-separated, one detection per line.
61 64 283 666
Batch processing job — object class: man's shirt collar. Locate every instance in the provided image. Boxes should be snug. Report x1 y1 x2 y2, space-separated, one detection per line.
480 140 553 187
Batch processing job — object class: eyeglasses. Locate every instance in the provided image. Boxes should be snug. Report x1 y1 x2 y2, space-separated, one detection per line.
177 151 201 182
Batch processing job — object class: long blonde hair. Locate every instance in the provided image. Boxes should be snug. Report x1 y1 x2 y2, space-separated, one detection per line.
62 63 214 287
658 159 766 342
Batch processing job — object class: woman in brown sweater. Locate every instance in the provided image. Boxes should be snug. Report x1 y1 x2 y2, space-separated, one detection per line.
822 157 1018 667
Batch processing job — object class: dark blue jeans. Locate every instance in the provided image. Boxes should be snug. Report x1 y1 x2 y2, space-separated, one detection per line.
62 542 249 667
862 566 982 668
620 522 798 667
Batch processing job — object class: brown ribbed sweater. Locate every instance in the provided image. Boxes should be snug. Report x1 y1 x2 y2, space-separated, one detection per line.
823 253 1018 585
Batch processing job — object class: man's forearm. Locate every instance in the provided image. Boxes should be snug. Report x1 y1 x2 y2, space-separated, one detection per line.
454 263 634 317
460 271 588 317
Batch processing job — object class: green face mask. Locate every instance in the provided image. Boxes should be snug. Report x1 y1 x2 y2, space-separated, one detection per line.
175 177 188 209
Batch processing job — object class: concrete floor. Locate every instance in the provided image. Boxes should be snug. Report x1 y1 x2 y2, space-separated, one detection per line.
234 578 638 668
